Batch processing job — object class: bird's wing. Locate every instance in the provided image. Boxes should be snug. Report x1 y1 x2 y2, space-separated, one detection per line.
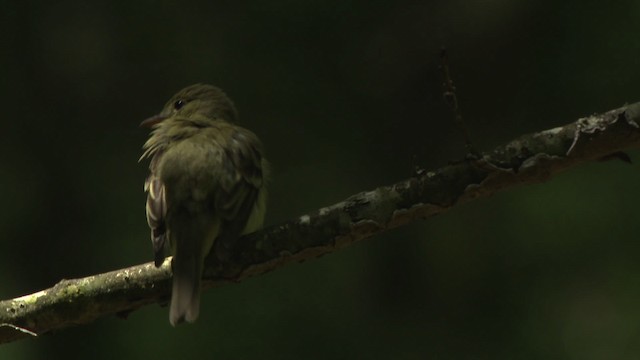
144 160 168 267
214 127 265 260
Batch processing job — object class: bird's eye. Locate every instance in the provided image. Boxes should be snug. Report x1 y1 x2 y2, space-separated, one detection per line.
174 100 185 110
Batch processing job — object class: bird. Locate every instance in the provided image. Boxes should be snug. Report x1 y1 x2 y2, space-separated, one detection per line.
140 84 267 325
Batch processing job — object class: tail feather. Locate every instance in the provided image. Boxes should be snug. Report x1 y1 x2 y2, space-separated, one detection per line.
169 253 203 326
168 216 219 326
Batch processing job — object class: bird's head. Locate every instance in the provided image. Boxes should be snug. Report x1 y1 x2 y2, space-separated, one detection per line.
141 84 238 128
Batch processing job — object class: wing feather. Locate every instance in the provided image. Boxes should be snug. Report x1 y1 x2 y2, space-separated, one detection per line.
145 169 168 267
213 128 265 260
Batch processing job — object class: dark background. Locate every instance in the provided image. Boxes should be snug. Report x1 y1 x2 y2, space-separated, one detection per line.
2 1 640 359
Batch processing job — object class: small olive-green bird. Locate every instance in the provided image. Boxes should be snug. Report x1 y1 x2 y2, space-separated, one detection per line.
140 84 267 326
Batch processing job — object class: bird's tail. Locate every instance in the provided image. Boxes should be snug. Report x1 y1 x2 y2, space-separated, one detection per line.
169 252 202 326
168 217 219 326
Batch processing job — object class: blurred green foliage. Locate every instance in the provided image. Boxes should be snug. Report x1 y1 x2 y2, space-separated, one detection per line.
1 1 639 359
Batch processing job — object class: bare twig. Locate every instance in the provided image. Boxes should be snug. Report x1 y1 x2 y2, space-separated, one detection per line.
440 48 476 155
0 323 37 337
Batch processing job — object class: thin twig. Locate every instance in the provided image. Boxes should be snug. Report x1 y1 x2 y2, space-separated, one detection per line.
0 323 37 337
440 48 476 155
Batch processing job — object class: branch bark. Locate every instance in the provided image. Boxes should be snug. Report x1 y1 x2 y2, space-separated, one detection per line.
2 102 640 344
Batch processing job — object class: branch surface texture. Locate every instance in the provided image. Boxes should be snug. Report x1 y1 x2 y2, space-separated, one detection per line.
2 102 639 344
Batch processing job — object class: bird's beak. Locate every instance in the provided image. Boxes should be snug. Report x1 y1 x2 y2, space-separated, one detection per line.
140 114 168 128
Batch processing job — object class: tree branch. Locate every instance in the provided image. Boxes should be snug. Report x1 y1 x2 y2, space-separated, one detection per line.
2 102 640 344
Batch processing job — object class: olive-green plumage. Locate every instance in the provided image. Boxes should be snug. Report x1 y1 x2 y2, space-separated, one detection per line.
140 84 267 326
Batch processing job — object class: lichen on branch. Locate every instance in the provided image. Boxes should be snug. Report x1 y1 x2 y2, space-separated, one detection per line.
1 102 639 344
